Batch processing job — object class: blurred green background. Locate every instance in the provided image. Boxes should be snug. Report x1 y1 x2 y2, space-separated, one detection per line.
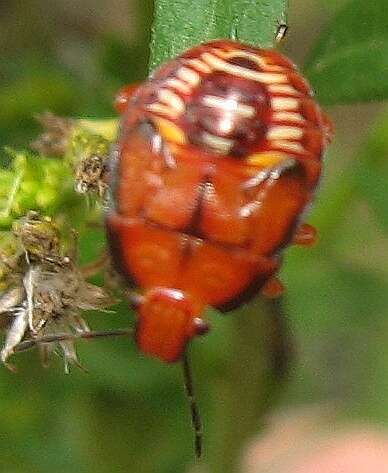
1 1 388 472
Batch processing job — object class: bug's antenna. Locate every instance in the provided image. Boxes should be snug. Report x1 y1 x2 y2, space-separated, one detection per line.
182 350 203 458
275 22 289 44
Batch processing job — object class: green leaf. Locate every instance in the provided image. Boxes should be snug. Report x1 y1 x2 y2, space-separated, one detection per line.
305 0 388 105
0 58 82 148
355 115 388 233
312 111 388 237
0 149 82 230
150 0 288 70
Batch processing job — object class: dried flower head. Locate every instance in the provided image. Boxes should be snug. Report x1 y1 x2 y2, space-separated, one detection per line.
74 154 109 198
13 211 61 262
0 212 116 371
69 126 111 201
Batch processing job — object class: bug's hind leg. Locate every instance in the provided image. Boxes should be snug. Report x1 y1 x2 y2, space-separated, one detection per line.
292 223 318 247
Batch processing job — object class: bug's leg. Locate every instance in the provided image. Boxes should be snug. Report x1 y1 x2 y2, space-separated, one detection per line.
322 112 334 145
292 223 318 247
261 276 285 298
182 350 203 458
114 83 140 113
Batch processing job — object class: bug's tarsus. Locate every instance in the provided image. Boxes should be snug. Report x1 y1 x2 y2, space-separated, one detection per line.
182 350 203 458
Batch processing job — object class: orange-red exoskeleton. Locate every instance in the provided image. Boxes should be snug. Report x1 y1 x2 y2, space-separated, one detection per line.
106 39 332 364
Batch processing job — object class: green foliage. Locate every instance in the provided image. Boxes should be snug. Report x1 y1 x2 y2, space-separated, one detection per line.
311 113 388 240
354 116 388 234
305 0 388 104
0 149 78 230
150 0 288 69
0 56 84 149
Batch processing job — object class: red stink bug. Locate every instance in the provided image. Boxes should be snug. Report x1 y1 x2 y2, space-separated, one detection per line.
105 39 332 455
107 39 332 362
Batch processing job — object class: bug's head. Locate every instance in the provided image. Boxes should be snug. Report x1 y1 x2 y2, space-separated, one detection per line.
136 288 209 363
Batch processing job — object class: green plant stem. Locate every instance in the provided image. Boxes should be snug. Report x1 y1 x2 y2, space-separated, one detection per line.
149 2 290 470
150 0 288 70
207 297 292 473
